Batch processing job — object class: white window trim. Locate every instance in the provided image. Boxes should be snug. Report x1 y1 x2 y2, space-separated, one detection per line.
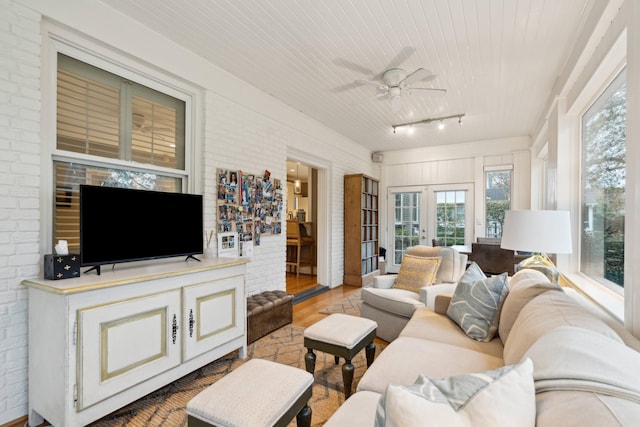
563 273 624 323
41 21 202 256
561 25 627 323
483 164 513 172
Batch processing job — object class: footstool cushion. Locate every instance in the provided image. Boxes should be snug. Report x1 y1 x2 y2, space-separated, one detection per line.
187 359 313 427
304 314 377 348
247 290 293 344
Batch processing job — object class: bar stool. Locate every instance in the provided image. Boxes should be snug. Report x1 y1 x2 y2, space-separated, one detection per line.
286 220 314 277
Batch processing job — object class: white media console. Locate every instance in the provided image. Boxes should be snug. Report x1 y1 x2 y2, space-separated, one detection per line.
23 257 249 427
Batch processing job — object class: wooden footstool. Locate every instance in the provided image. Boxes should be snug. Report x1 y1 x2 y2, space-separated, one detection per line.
303 313 377 398
186 359 313 427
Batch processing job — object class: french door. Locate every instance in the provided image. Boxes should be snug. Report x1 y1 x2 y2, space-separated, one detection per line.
386 184 473 273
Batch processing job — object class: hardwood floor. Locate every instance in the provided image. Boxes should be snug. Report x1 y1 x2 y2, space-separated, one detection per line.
291 282 388 346
285 272 319 294
292 283 362 328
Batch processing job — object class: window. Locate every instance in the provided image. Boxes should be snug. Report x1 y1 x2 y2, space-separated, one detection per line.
485 169 511 238
435 190 466 246
581 68 626 289
54 53 188 251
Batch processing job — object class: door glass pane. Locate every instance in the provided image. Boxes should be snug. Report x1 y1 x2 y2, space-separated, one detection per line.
393 192 420 264
435 191 466 246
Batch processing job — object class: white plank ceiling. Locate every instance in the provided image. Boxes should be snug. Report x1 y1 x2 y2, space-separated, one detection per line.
101 0 594 152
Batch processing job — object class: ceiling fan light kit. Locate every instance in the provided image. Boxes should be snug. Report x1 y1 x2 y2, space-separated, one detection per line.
354 66 446 112
392 113 465 134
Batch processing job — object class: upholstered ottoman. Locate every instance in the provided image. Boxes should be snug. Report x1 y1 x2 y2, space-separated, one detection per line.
304 313 377 398
186 358 313 427
247 290 293 344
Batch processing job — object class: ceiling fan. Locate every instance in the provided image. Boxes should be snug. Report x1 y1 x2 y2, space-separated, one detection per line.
355 67 446 113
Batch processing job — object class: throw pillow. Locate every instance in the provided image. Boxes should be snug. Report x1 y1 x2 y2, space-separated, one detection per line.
459 261 487 283
392 255 441 293
447 273 509 341
375 358 535 427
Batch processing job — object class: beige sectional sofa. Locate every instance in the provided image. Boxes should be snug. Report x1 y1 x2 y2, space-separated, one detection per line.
326 269 640 426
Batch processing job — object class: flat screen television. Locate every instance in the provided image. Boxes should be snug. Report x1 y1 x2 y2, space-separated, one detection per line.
80 185 203 275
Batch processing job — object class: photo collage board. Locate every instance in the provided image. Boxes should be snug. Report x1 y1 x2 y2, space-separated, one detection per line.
216 169 283 256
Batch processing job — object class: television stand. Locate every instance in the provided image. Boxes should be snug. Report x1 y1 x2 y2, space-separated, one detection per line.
84 265 101 275
23 257 248 427
185 254 201 262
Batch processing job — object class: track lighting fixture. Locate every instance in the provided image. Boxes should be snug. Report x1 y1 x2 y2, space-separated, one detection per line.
392 113 465 134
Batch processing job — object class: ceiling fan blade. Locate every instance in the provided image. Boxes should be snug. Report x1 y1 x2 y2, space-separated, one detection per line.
401 68 435 86
356 79 387 90
410 87 447 94
331 82 364 93
333 58 375 75
385 46 416 69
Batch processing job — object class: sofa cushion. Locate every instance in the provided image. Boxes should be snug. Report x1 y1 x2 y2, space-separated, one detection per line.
524 326 640 400
323 391 381 427
536 390 640 427
498 269 562 344
374 358 535 427
406 245 467 283
357 337 504 395
447 273 509 342
392 255 441 292
503 290 623 365
361 287 423 318
399 307 504 358
436 247 467 283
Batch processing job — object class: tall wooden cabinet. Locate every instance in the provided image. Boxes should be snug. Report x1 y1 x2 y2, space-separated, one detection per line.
344 174 379 286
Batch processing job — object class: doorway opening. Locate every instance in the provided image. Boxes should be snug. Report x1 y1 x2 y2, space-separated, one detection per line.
286 160 325 299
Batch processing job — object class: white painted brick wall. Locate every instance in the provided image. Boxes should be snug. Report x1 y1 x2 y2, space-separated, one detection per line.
0 0 41 423
0 1 376 422
205 92 375 295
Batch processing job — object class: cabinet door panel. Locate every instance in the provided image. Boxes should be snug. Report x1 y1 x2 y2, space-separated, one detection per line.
77 290 181 410
183 275 244 361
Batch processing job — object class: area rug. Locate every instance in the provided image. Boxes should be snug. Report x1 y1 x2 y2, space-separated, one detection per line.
89 323 383 427
319 290 362 316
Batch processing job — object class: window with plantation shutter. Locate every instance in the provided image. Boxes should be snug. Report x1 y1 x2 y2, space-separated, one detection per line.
53 53 189 252
57 66 120 158
56 54 185 169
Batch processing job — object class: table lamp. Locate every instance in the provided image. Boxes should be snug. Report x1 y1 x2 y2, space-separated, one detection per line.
500 210 572 283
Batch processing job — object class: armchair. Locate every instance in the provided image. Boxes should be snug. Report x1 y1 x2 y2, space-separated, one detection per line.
360 246 467 342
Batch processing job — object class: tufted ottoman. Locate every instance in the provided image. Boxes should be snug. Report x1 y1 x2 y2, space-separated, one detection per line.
187 358 313 427
247 290 294 344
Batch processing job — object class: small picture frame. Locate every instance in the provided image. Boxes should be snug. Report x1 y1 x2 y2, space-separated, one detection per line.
217 232 239 258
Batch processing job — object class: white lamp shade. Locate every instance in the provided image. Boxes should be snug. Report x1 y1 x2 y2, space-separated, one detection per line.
500 210 572 254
